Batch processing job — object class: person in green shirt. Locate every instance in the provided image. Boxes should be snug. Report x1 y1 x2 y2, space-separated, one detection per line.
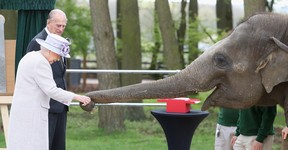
231 105 276 150
215 107 239 150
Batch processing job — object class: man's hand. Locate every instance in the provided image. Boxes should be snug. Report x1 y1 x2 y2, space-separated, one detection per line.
252 140 263 150
282 127 288 139
231 136 237 146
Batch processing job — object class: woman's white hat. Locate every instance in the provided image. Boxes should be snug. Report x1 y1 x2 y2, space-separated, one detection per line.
36 33 71 58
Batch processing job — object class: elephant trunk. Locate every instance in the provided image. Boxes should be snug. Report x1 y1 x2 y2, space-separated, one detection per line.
86 74 195 103
85 52 216 104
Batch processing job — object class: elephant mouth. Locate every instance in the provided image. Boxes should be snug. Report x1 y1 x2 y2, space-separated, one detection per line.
199 88 217 111
200 86 258 111
201 95 216 111
200 85 225 111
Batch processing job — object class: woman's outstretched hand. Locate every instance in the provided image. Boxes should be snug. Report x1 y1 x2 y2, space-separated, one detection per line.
74 95 91 106
75 95 95 111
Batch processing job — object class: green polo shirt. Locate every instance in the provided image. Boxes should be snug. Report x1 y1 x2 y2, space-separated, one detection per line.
235 105 276 143
217 107 239 126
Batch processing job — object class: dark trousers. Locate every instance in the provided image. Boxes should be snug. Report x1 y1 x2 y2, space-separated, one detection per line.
49 111 67 150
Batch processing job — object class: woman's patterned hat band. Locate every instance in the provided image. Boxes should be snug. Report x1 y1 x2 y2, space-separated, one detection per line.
60 43 70 56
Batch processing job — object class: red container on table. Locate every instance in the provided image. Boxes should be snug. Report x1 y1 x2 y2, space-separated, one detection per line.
157 98 200 113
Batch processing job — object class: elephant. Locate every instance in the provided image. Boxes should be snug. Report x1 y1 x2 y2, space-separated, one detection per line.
83 12 288 128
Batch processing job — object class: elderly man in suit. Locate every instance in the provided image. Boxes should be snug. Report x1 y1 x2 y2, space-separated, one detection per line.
26 9 69 150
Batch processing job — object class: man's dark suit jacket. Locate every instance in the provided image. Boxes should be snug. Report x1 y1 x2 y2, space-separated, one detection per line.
26 29 68 113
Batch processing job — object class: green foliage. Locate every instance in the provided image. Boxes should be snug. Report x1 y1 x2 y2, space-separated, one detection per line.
141 42 156 53
55 0 93 58
187 18 204 62
188 18 205 46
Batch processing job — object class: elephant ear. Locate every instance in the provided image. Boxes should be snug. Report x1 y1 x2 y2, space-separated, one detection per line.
258 37 288 93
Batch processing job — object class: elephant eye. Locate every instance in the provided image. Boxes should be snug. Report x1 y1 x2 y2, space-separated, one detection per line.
213 53 231 69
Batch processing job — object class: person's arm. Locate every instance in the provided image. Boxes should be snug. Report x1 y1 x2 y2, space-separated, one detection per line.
231 111 241 146
235 111 241 137
282 100 288 139
256 106 277 143
35 58 90 106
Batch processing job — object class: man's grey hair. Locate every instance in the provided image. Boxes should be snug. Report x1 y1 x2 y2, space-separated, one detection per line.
47 9 67 21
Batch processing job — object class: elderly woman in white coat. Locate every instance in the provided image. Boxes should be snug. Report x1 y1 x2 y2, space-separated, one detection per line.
7 33 91 150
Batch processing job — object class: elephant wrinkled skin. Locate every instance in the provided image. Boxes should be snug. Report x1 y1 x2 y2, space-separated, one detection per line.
83 13 288 126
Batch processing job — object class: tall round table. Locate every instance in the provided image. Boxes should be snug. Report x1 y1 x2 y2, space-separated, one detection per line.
151 109 209 150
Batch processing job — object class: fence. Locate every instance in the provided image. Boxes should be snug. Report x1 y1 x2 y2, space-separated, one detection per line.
66 69 181 74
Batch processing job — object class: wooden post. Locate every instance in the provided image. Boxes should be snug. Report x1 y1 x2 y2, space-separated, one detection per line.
0 96 12 150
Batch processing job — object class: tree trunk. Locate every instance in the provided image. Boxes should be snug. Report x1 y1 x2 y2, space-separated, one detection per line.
119 0 146 121
266 0 274 12
116 0 122 68
149 8 162 79
177 0 187 68
188 0 200 62
216 0 233 33
82 54 87 90
155 0 182 70
244 0 266 18
90 0 125 132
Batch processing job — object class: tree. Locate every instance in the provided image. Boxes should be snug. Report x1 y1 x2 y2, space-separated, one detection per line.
90 0 124 132
266 0 274 12
176 0 187 68
187 0 201 63
216 0 233 34
118 0 146 120
155 0 182 70
244 0 266 18
149 4 162 79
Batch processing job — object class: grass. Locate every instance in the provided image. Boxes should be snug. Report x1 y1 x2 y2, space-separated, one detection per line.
0 92 286 149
